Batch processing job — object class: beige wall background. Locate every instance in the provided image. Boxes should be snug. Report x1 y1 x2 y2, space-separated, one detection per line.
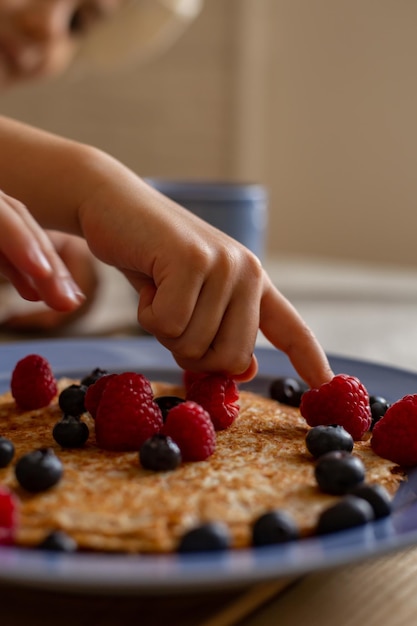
1 0 416 266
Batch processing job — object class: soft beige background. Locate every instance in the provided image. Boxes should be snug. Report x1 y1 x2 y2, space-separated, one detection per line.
1 0 416 266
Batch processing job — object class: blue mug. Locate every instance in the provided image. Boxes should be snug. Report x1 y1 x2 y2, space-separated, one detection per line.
146 179 268 260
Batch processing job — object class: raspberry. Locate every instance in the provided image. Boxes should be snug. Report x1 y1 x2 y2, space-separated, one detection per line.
371 394 417 466
162 401 216 462
186 374 240 430
95 372 163 451
11 354 57 410
0 486 18 546
299 374 371 441
84 373 117 418
183 370 208 394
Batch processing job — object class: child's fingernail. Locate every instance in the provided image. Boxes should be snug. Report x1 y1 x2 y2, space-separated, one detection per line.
60 278 86 304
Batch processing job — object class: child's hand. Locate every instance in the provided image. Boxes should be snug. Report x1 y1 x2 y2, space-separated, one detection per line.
0 190 92 322
0 120 332 388
79 175 333 388
1 232 98 331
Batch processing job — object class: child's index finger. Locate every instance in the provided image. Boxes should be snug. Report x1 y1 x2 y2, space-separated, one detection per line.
259 277 334 389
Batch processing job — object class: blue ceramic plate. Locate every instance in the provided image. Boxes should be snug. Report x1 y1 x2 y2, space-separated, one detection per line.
0 337 416 595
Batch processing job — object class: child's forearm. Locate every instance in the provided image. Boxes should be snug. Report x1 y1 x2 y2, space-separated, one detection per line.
0 115 116 234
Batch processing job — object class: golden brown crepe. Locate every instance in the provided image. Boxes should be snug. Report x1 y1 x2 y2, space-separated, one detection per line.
0 379 404 553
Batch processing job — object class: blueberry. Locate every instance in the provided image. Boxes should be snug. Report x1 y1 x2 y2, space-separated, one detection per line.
306 424 354 459
0 436 14 468
369 394 389 406
15 448 63 493
316 495 374 535
178 522 231 553
252 510 299 546
269 377 308 407
369 395 390 430
314 450 365 495
349 483 392 519
80 368 108 387
139 434 181 471
38 530 77 552
58 384 87 416
53 416 89 448
154 396 185 421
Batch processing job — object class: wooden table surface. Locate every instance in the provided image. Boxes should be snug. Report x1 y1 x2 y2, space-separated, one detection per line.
2 547 417 626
